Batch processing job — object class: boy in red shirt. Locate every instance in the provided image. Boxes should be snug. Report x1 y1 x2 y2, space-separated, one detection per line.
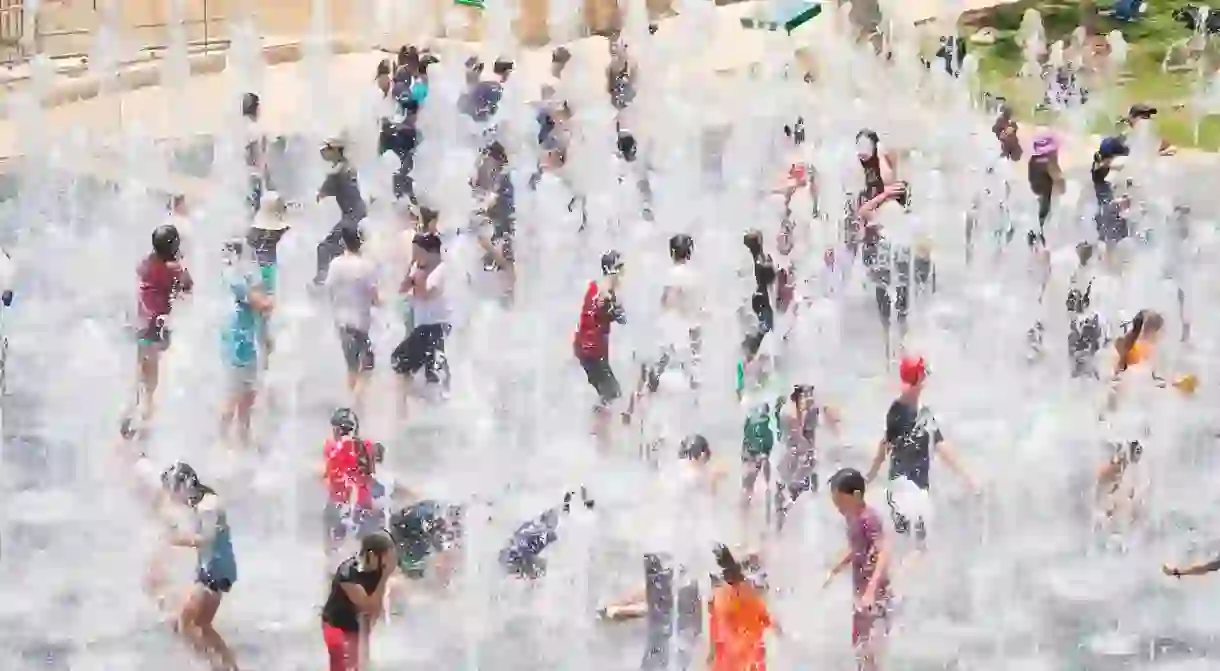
322 408 381 558
573 251 627 442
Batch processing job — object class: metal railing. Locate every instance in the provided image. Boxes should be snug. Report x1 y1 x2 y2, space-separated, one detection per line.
0 0 24 63
1 0 228 66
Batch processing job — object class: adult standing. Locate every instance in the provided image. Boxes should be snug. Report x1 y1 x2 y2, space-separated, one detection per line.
315 136 369 286
325 226 380 407
391 232 450 411
321 533 397 671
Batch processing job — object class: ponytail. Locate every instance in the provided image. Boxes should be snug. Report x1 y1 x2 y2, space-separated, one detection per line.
1115 310 1147 373
714 544 746 586
191 483 215 507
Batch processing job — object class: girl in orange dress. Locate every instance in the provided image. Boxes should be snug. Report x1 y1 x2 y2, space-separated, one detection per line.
707 546 779 671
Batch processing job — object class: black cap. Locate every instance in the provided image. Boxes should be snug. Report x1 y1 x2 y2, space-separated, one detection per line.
829 467 867 495
331 407 359 434
1128 103 1157 119
600 250 624 275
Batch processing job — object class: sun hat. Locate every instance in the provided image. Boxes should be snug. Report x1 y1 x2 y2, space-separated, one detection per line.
251 192 289 230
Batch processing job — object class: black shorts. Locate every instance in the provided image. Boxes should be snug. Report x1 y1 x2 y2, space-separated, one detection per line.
248 174 264 216
137 318 171 349
779 472 817 500
578 356 621 405
338 326 374 373
196 569 234 594
1096 205 1129 244
391 323 450 382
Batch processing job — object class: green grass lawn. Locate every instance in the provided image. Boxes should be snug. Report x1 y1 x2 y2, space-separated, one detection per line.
968 0 1220 150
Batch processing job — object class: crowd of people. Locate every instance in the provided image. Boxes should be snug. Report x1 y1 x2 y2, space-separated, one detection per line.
77 13 1220 671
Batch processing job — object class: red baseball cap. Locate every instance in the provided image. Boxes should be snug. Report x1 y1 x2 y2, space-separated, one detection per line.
899 355 928 385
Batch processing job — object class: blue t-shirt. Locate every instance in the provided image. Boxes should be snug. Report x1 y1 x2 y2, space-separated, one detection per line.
222 269 260 368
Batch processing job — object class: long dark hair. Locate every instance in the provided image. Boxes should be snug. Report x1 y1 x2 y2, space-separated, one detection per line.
714 544 746 586
1115 309 1163 373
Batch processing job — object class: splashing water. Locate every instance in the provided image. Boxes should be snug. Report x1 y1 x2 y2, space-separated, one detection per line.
2 0 1220 669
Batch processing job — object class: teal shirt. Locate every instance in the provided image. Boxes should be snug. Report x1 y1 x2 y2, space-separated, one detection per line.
411 81 429 104
197 496 238 584
743 396 783 457
738 359 782 457
222 268 260 368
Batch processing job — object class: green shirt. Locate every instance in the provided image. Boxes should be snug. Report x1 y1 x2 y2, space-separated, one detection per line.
739 360 784 457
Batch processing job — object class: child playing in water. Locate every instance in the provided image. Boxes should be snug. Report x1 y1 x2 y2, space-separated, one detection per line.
162 462 240 671
708 544 779 671
737 350 782 523
824 468 891 671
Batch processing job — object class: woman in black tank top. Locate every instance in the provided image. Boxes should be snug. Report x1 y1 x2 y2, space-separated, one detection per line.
857 129 887 199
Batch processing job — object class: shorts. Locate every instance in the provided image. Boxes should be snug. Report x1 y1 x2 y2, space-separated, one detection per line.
259 264 278 295
227 364 258 394
322 621 359 671
338 326 374 374
398 553 428 580
196 569 234 594
324 502 380 545
778 471 817 500
391 323 450 382
741 444 773 463
248 174 264 216
137 318 171 350
578 355 621 405
852 602 891 647
644 345 699 393
870 249 932 326
886 484 929 542
1096 205 1129 244
500 548 546 579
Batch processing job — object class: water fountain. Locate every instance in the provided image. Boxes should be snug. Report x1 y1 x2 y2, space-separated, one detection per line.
1 0 1220 667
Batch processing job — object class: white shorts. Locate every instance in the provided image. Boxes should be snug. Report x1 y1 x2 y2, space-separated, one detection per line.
227 364 259 394
885 477 932 539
